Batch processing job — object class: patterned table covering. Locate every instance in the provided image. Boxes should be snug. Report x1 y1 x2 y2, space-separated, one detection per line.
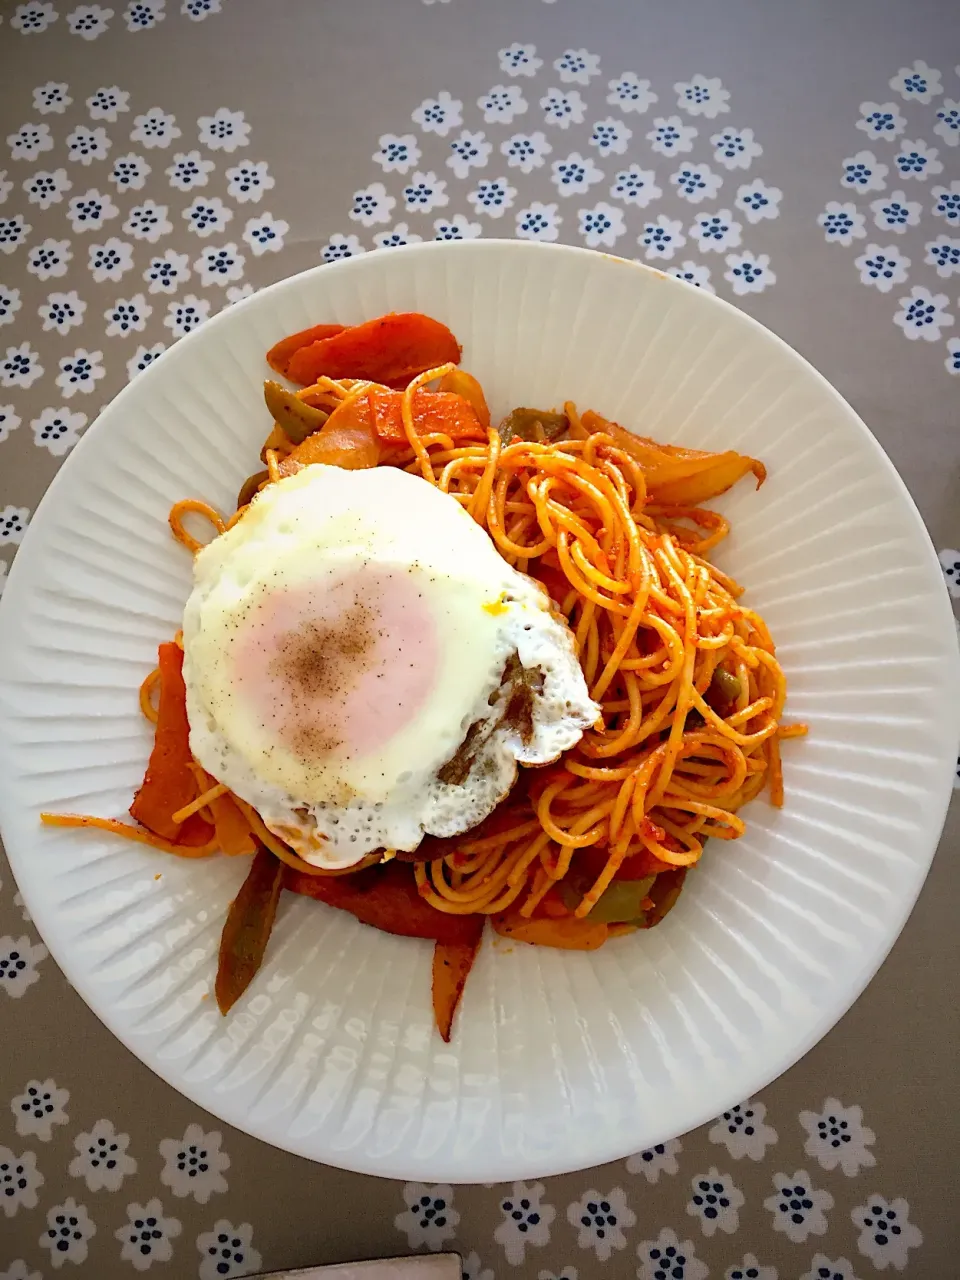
1 1 958 1277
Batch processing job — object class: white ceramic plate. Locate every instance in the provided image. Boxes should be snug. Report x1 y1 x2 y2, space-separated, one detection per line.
1 241 957 1182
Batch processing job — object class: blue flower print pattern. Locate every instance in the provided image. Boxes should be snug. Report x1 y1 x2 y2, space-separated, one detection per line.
320 233 364 263
411 92 463 138
225 160 273 203
670 261 714 293
540 88 587 130
24 169 70 209
925 235 960 277
689 209 742 253
889 60 943 104
711 126 761 170
933 99 960 148
647 115 697 156
242 214 287 256
670 162 722 204
447 130 492 180
195 243 244 285
610 164 661 208
498 43 542 78
32 81 71 114
675 74 730 119
1 341 43 389
56 348 103 396
163 293 210 335
125 0 164 30
500 131 551 174
106 297 150 335
477 85 527 125
467 177 516 219
578 201 625 248
932 182 960 225
373 134 421 175
183 196 231 236
350 182 396 227
841 150 887 192
39 290 86 334
893 286 953 342
86 87 129 123
853 243 909 293
433 215 481 241
724 251 776 295
639 214 686 262
143 249 190 293
589 117 631 157
166 151 213 191
402 171 448 214
894 140 943 181
515 201 561 242
0 215 31 254
553 48 601 86
373 223 423 250
127 342 166 379
855 101 906 141
870 190 921 233
0 284 20 326
606 72 657 115
945 338 960 377
110 154 150 191
551 151 603 197
736 179 782 224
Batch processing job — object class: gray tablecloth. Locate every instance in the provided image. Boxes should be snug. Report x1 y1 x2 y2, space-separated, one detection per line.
1 1 958 1276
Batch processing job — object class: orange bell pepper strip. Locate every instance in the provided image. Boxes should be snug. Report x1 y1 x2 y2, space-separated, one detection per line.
130 643 213 844
368 388 487 444
266 323 346 380
278 393 381 474
285 313 461 388
491 910 609 950
215 845 285 1014
580 410 766 506
432 918 484 1043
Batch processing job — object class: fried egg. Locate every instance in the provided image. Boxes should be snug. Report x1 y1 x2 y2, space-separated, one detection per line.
182 464 599 868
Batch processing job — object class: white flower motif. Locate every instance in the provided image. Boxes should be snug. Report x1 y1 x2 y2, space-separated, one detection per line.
12 3 59 34
194 242 245 285
454 179 512 226
0 171 12 203
711 126 762 170
143 247 189 292
222 283 252 306
197 107 249 153
433 214 482 240
0 1260 43 1280
853 242 910 293
0 215 31 254
402 169 448 213
869 189 922 233
23 167 71 208
609 162 661 208
182 0 221 18
39 1197 96 1267
461 1253 495 1280
589 116 632 156
856 101 907 142
540 87 587 129
0 1145 43 1216
124 0 165 30
320 232 365 262
889 60 943 103
671 161 723 203
11 1079 69 1141
946 338 960 377
31 406 87 456
708 1100 778 1159
501 131 551 173
842 149 888 192
8 123 54 162
686 1167 745 1236
893 285 954 341
183 194 232 237
159 1124 229 1203
495 1182 555 1264
933 98 960 148
566 1187 634 1263
689 208 742 253
932 179 960 224
86 85 129 122
56 347 105 397
127 341 166 378
446 130 492 179
32 82 71 114
196 1220 262 1280
764 1169 834 1244
88 235 134 281
724 1254 777 1280
478 85 528 126
412 91 463 138
1 343 43 390
224 158 273 203
350 180 397 227
110 152 151 190
578 200 625 247
166 149 215 191
607 71 657 114
632 1141 686 1177
637 1228 709 1280
115 1198 180 1271
800 1255 863 1280
554 47 601 85
639 213 686 260
852 1195 922 1271
373 133 422 174
0 284 21 325
945 549 960 596
373 223 424 249
104 291 152 336
736 178 782 223
648 114 697 156
499 42 542 78
799 1098 877 1176
395 1183 459 1252
66 3 112 38
676 74 730 118
242 212 287 256
927 234 960 276
131 107 181 150
0 506 31 545
123 199 171 243
893 138 943 181
0 404 21 443
66 124 110 166
551 150 604 196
